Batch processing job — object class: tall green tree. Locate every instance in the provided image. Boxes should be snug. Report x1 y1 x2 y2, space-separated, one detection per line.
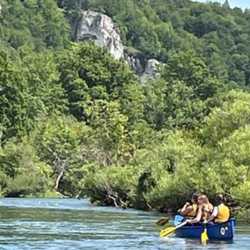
58 43 137 121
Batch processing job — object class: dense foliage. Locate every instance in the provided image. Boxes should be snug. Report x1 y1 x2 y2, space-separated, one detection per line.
59 0 250 86
1 0 250 219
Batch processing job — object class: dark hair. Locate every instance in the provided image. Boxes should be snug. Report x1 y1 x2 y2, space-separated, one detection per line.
192 192 200 203
214 194 224 206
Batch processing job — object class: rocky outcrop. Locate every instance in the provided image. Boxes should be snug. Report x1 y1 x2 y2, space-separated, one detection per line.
124 48 146 75
76 10 124 60
140 59 161 82
124 51 161 82
75 10 161 80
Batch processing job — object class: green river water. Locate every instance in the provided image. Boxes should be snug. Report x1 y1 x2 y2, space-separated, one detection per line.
0 198 249 250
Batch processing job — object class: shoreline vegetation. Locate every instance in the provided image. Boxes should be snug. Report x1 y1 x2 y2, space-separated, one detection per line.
1 0 250 222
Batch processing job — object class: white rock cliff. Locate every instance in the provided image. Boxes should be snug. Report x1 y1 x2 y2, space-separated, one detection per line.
140 59 161 83
76 10 124 60
76 10 161 80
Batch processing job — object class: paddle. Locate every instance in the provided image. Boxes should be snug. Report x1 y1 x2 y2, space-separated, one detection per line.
156 214 183 227
201 222 209 245
160 221 187 238
156 217 170 226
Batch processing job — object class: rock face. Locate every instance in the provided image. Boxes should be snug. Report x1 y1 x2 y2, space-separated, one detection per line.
124 49 146 75
140 59 161 82
75 10 161 80
76 10 124 60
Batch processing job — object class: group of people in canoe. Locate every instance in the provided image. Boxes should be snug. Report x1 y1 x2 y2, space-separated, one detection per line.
178 193 230 224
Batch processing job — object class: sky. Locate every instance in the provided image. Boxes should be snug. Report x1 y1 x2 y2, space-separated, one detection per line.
195 0 250 9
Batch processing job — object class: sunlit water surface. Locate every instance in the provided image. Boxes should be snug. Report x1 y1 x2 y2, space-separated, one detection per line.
0 198 249 250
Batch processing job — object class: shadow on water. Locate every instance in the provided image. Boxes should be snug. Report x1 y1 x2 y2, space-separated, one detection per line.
0 198 249 250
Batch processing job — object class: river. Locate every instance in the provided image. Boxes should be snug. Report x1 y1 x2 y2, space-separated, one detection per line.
0 198 249 250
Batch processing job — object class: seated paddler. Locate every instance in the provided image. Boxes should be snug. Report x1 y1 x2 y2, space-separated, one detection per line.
178 193 199 219
208 194 230 223
186 194 213 224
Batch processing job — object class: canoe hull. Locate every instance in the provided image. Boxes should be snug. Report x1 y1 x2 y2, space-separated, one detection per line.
176 219 235 241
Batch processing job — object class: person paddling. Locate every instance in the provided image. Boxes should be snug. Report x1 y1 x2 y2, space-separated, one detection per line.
179 193 199 218
208 194 230 223
186 194 213 224
202 195 214 221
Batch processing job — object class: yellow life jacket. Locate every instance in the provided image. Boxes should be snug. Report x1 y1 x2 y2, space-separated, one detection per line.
186 204 197 217
215 204 230 223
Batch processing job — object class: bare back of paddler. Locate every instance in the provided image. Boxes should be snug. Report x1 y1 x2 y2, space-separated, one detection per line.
186 194 213 224
202 195 214 221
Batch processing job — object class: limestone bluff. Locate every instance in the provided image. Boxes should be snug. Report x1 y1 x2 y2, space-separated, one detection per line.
75 10 161 81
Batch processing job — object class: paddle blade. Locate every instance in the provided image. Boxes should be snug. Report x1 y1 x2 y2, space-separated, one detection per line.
160 226 176 237
201 229 209 245
156 217 169 226
160 221 187 238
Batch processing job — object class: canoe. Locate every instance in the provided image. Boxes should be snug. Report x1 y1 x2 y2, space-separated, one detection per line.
175 218 235 241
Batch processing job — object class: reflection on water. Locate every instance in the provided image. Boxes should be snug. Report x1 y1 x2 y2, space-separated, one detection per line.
0 198 249 250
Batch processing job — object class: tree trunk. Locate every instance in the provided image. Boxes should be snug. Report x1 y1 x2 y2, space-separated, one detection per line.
55 169 65 191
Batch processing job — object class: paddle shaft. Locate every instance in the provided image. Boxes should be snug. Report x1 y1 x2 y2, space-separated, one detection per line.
160 220 187 237
176 221 187 229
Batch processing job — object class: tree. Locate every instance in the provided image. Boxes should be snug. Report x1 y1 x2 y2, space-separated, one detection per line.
0 138 52 197
149 51 225 129
33 115 91 194
58 42 137 121
223 0 230 9
88 100 134 166
0 51 29 141
1 0 69 50
20 48 67 114
0 48 67 143
201 90 250 145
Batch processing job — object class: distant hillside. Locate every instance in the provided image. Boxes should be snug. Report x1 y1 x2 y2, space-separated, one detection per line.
58 0 250 86
1 0 250 85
